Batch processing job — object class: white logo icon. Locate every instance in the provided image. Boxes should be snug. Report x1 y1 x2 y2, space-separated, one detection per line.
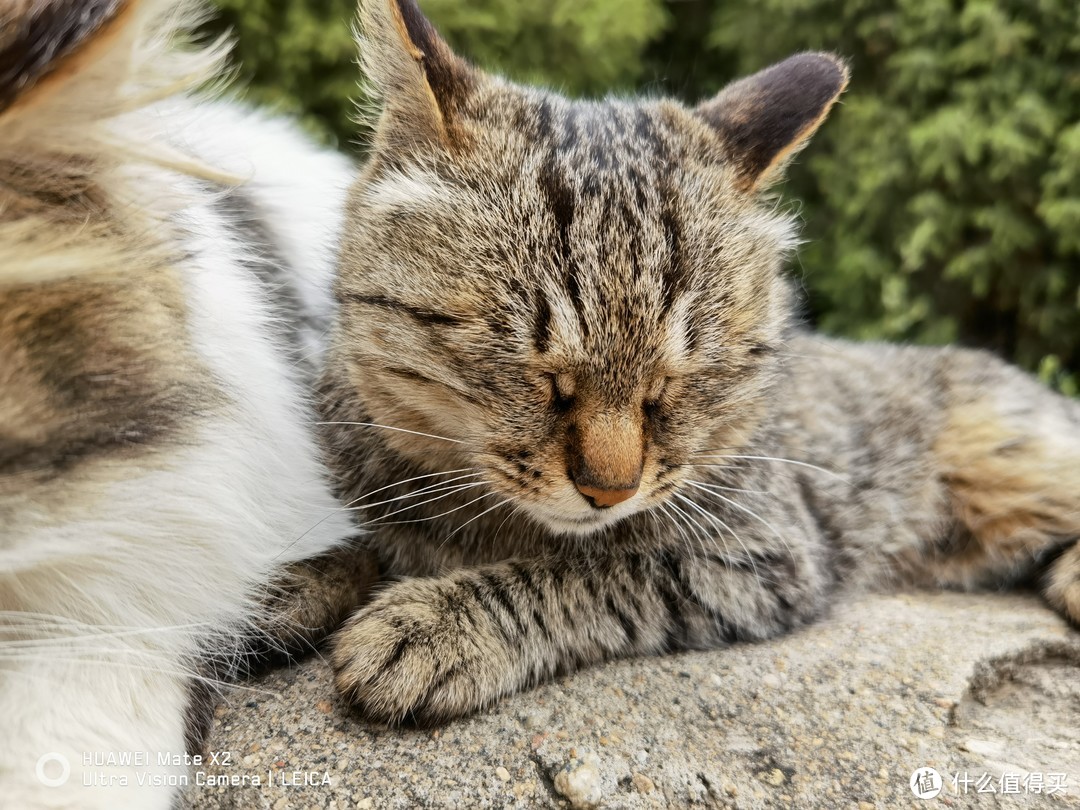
910 767 943 799
36 753 71 788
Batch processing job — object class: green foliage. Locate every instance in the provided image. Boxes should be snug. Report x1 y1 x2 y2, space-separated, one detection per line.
206 0 1080 389
203 0 670 146
419 0 670 97
709 0 1080 388
205 0 358 148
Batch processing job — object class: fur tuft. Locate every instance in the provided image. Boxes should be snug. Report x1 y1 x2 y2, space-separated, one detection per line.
0 0 236 289
0 0 229 161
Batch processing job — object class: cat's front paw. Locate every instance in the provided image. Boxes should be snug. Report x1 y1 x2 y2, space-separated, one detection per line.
329 577 515 725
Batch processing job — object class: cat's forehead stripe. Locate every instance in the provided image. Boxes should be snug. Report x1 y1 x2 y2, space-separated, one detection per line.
536 100 669 171
527 100 689 334
533 293 553 354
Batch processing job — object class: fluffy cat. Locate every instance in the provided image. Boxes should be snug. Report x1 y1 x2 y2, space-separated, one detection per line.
0 1 372 807
320 0 1080 725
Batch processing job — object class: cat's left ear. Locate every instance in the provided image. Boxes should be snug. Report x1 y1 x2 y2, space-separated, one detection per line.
358 0 477 152
696 53 849 193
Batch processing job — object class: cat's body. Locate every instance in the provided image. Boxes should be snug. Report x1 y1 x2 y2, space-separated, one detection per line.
324 331 1080 723
0 2 369 807
323 0 1080 725
326 332 1080 586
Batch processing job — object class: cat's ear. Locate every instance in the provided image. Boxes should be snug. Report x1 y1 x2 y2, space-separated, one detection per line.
358 0 477 152
0 0 137 115
695 53 848 193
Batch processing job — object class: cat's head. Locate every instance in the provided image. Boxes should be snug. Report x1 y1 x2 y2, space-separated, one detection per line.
332 0 847 535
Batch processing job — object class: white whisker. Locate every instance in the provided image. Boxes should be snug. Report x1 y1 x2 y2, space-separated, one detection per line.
0 655 276 697
359 482 490 523
666 500 712 562
366 491 501 527
0 623 213 647
316 421 464 444
339 467 480 508
343 473 487 512
656 501 692 548
684 481 795 564
680 476 768 495
491 507 519 545
674 492 765 586
0 613 214 633
439 499 514 547
693 453 847 482
276 468 484 561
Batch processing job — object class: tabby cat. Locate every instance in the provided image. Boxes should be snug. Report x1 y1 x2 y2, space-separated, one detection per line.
320 0 1080 725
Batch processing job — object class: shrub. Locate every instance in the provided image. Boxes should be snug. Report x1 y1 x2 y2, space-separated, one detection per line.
204 0 669 147
708 0 1080 391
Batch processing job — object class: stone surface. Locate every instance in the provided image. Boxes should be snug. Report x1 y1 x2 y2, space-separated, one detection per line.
553 749 604 808
185 592 1080 809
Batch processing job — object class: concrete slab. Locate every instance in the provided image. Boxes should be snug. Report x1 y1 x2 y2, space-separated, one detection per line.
186 591 1080 809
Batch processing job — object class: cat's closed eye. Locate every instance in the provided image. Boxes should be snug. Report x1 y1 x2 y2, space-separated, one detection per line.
644 375 671 407
546 372 576 408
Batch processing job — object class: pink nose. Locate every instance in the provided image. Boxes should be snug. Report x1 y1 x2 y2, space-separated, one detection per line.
575 482 639 508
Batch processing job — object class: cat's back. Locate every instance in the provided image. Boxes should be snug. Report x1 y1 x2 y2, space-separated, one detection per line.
779 331 1066 436
1 95 351 525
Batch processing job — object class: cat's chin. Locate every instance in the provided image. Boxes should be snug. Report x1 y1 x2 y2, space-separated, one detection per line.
525 505 636 537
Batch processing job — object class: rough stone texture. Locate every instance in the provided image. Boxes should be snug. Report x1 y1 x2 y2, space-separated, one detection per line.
185 592 1080 809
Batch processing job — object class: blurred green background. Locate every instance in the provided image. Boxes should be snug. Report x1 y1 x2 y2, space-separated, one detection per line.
204 0 1080 392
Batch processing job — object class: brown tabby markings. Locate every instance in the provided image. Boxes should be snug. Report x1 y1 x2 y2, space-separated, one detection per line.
314 0 1080 726
931 400 1080 586
0 271 216 487
0 0 218 507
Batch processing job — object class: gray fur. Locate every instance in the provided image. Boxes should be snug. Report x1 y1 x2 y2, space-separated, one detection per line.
318 0 1080 725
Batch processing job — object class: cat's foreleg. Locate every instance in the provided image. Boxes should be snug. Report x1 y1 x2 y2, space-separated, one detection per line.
239 541 380 675
330 544 827 724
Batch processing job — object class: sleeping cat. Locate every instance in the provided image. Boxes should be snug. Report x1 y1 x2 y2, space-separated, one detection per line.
319 0 1080 725
0 1 372 807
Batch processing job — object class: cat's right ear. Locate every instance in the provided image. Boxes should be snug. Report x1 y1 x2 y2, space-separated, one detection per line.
358 0 477 153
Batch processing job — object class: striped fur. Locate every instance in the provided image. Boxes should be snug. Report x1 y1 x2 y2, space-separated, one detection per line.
321 0 1080 725
0 2 370 807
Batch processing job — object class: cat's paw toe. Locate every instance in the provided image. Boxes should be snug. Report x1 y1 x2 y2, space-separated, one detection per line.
329 580 509 725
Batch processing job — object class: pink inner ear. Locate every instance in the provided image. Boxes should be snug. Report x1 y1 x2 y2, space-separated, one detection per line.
695 53 849 191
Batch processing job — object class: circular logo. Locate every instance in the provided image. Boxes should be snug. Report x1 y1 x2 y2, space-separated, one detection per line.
910 767 943 799
36 753 71 788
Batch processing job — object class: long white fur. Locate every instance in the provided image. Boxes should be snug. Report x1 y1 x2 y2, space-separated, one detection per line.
0 2 356 807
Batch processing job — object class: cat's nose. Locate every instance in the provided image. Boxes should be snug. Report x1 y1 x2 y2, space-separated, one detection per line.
574 481 639 509
567 408 644 509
